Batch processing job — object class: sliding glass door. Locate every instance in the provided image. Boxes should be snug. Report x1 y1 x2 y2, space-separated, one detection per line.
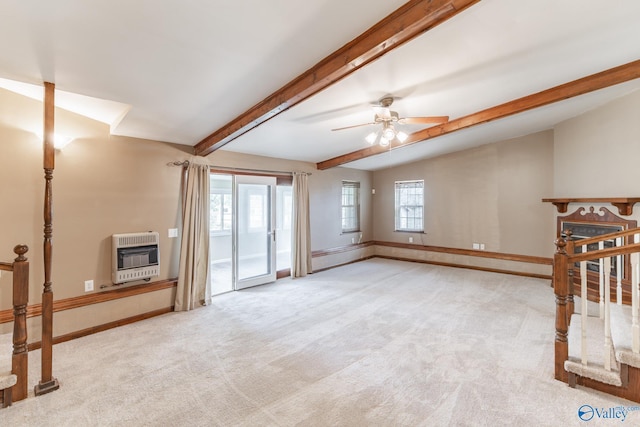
210 173 289 294
234 175 277 290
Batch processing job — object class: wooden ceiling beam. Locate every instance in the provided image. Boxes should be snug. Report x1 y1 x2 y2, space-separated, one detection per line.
194 0 481 157
316 59 640 170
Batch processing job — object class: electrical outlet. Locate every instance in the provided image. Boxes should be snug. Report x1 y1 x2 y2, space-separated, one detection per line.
84 280 94 292
480 243 485 250
409 237 414 243
472 243 480 250
168 228 178 238
351 237 355 244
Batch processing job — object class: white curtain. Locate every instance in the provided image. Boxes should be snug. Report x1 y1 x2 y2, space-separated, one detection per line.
291 172 312 277
175 161 211 311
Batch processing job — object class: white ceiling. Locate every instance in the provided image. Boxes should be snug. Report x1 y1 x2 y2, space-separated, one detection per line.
0 0 639 170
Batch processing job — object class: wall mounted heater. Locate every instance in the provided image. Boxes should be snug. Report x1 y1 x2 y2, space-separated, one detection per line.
112 231 160 284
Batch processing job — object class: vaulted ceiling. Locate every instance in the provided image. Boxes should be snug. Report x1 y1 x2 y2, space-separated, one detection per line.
1 0 639 171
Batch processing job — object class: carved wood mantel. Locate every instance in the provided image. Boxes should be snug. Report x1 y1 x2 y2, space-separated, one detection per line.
542 198 640 216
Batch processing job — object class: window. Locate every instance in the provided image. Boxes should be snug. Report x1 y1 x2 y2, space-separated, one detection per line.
341 181 360 233
210 174 232 233
395 180 424 232
276 186 292 232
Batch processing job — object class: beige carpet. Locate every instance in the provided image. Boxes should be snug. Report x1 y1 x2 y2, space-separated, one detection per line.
0 258 636 426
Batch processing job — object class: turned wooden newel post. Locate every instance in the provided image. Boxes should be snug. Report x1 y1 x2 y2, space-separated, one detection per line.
554 235 569 382
11 244 29 401
35 81 59 396
564 230 575 318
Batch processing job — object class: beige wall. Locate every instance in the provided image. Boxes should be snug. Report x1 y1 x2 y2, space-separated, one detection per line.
553 89 640 227
0 88 189 337
372 131 556 259
554 89 640 198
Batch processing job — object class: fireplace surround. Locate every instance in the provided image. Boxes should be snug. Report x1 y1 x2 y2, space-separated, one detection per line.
555 206 637 303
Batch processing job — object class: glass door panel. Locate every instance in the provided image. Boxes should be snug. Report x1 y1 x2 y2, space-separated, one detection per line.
235 175 276 289
276 185 292 271
209 173 233 295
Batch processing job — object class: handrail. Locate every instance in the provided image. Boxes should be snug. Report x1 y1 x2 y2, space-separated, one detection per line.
567 227 640 247
567 241 640 263
1 245 29 402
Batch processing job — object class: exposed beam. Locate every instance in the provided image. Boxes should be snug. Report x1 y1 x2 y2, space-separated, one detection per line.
194 0 481 157
316 59 640 170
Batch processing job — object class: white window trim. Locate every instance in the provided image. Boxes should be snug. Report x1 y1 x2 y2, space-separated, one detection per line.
341 181 361 233
394 180 424 232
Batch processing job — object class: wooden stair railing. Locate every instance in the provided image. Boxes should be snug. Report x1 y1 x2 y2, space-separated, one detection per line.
554 226 640 400
0 244 29 406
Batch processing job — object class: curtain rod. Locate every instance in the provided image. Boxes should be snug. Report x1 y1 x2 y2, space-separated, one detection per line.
167 161 311 176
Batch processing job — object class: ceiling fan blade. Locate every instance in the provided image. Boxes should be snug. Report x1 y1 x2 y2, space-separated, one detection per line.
331 122 376 131
399 116 449 125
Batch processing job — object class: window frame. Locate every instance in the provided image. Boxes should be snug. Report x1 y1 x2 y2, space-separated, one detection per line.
341 180 361 233
394 180 424 232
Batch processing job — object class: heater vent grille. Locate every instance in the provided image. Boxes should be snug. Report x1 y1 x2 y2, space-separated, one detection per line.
115 232 159 247
114 265 160 284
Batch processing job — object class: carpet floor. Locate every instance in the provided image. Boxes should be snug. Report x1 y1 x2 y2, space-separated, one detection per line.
0 258 636 426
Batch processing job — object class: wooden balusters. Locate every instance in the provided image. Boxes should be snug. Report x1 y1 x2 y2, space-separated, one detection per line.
616 237 623 305
580 248 588 366
633 234 640 353
554 235 569 382
599 241 605 319
565 230 575 318
11 245 28 402
604 254 612 371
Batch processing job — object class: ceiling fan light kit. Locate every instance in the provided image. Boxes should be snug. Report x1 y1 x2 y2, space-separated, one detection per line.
382 122 396 140
333 96 446 147
365 127 408 146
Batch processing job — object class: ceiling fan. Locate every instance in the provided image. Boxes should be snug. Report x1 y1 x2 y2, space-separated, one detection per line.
331 96 448 146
